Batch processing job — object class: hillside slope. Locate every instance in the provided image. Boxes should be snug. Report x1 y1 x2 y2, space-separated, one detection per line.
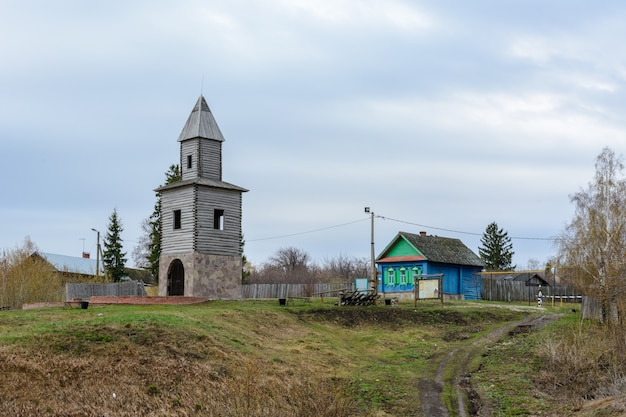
0 300 542 416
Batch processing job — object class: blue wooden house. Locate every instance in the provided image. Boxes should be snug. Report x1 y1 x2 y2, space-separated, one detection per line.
376 231 484 300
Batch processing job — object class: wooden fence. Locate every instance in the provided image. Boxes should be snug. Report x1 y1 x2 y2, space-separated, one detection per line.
66 280 147 300
242 283 352 299
481 278 581 304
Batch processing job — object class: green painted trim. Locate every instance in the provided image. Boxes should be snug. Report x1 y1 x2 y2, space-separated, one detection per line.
385 237 424 258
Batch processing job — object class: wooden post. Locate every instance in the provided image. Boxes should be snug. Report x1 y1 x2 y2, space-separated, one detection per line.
414 274 418 308
365 207 378 304
439 274 444 307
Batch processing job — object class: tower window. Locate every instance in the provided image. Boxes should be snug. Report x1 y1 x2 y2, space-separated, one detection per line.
214 209 224 230
187 155 192 169
173 210 181 230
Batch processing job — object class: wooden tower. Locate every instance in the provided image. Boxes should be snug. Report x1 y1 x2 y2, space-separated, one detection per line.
157 96 247 299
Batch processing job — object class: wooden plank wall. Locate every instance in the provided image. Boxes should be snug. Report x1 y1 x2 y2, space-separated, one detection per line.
180 140 198 181
161 186 195 253
195 187 242 255
199 140 221 180
480 277 581 303
180 139 221 181
242 283 352 299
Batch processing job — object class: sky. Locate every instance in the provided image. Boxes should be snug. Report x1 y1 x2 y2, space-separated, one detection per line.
2 0 626 271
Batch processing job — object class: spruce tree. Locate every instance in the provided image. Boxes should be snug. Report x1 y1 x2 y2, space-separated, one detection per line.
478 222 515 271
102 208 127 282
145 164 180 279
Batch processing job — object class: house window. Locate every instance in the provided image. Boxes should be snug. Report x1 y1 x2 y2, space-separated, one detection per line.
386 268 395 285
399 268 407 285
412 267 422 283
187 155 192 169
173 210 181 230
214 209 224 230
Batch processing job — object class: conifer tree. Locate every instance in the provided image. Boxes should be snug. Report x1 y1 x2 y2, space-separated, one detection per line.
478 222 515 271
145 164 180 279
102 208 127 282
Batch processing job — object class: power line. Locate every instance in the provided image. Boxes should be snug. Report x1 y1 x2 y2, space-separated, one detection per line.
379 216 561 241
247 218 369 242
248 214 560 243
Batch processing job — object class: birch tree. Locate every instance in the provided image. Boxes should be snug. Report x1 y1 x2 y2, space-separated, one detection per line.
558 147 626 323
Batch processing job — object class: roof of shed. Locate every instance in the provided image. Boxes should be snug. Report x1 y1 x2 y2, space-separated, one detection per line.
35 252 102 276
502 272 550 285
378 232 484 267
177 96 225 142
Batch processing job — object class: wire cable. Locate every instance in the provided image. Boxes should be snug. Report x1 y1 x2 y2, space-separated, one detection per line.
247 218 369 242
379 216 560 241
247 213 560 243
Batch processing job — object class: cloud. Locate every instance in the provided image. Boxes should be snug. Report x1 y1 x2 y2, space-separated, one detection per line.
2 0 626 271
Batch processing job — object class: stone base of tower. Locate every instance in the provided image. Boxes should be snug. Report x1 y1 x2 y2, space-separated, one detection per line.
158 253 242 299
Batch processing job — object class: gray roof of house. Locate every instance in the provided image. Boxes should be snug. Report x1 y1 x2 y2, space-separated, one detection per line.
177 96 225 142
37 252 103 276
399 232 484 267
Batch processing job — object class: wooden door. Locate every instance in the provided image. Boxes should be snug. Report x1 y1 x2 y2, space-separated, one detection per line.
168 259 185 296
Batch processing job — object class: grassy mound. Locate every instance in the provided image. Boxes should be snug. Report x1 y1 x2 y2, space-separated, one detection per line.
0 300 529 416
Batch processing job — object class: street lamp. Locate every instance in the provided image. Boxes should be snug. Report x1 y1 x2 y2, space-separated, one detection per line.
91 228 101 278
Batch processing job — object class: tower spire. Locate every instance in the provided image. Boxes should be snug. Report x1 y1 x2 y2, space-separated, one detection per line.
177 96 225 142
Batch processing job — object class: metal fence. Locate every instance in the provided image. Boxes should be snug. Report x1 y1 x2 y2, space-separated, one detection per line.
66 280 147 300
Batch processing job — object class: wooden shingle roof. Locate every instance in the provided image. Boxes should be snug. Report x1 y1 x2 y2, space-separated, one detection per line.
177 96 225 142
379 232 484 267
156 177 248 193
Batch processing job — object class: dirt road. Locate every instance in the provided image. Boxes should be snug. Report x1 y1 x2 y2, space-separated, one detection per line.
418 314 562 416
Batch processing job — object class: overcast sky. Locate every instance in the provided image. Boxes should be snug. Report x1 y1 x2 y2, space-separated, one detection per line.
2 1 626 271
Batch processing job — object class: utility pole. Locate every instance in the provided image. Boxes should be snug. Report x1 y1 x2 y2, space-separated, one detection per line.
365 207 378 303
91 228 101 278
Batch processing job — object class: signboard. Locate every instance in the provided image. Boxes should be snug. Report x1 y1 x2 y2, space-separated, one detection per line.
413 274 444 307
354 278 369 291
418 279 439 299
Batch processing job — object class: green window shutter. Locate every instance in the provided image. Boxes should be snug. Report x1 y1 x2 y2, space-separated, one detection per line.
411 267 422 283
387 268 395 285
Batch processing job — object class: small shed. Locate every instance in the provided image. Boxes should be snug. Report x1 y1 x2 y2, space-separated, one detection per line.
503 272 550 287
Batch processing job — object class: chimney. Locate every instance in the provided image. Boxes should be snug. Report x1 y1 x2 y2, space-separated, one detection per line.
82 252 90 259
419 231 427 236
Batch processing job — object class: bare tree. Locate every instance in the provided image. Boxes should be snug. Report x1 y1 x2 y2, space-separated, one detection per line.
526 258 541 271
267 247 311 274
131 218 151 269
557 147 626 323
0 237 68 309
320 254 370 286
248 247 315 284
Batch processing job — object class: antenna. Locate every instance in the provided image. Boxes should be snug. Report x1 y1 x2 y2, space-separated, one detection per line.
200 75 204 96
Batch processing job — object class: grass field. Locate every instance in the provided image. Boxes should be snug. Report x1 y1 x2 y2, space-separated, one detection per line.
0 299 576 416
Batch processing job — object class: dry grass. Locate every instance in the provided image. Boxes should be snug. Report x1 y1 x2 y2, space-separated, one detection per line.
537 318 626 414
0 300 533 416
0 316 357 417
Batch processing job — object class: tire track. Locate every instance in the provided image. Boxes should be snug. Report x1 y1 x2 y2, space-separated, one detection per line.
418 314 562 416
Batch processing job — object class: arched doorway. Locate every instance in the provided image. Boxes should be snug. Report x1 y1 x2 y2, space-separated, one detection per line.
167 259 185 296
